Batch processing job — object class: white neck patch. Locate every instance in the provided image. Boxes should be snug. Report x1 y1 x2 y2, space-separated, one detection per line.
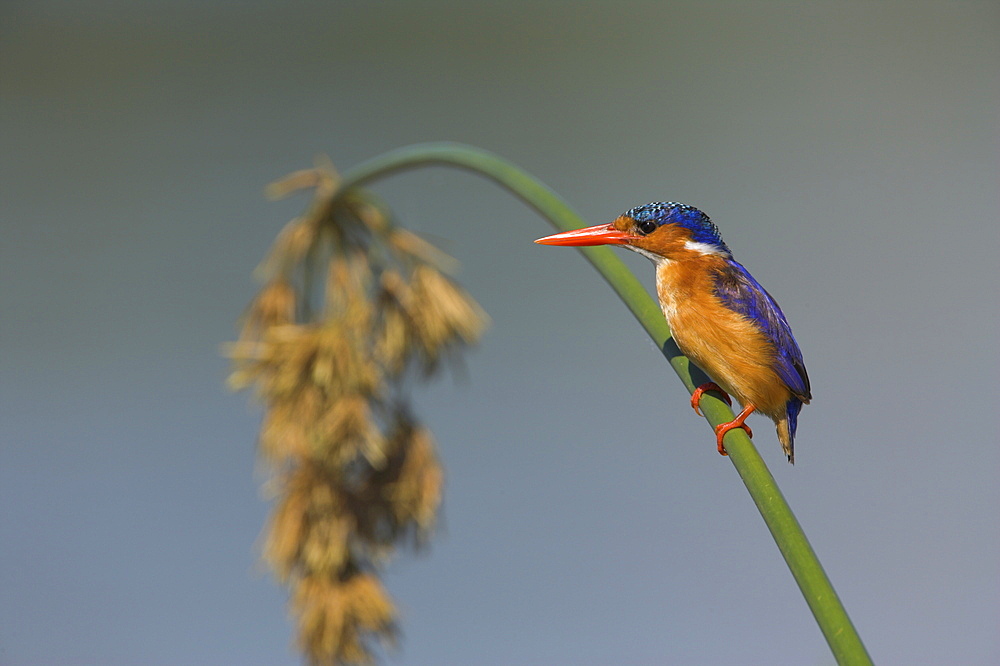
683 240 728 257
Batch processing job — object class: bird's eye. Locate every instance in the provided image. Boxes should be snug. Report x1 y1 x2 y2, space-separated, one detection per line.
636 219 657 235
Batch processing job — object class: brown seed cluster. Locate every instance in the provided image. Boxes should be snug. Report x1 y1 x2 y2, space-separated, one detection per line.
227 160 487 664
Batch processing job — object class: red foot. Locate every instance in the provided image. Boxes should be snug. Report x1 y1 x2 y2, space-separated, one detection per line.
713 404 757 456
690 382 731 416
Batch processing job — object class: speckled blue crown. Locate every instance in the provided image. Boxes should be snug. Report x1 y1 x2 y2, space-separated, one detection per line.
626 202 730 254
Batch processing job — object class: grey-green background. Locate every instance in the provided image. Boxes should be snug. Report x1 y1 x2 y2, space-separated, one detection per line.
2 2 997 664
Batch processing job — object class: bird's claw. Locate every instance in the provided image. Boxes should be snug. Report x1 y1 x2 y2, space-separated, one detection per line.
714 421 753 456
691 382 731 416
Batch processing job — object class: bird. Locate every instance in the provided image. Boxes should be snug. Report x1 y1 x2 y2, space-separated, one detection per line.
534 202 810 463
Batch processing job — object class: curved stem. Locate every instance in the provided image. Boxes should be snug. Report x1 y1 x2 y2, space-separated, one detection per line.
336 142 669 346
332 141 872 665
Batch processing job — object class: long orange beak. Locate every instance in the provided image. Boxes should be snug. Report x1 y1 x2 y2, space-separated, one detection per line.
534 223 636 246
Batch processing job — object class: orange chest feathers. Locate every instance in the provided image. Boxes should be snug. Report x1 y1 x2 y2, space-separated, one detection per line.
654 258 790 414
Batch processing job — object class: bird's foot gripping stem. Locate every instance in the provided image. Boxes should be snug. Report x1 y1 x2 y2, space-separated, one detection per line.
691 384 755 456
713 405 756 456
690 382 731 416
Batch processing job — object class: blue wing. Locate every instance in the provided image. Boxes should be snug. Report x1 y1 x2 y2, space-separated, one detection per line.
713 260 811 402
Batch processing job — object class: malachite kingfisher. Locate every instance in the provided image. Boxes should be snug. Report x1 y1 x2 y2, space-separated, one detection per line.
535 202 811 463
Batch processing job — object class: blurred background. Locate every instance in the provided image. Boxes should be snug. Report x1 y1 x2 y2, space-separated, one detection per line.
2 1 998 664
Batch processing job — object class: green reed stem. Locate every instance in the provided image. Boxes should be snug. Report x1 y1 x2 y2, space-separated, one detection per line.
331 141 873 665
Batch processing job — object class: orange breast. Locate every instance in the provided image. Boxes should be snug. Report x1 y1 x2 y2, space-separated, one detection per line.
655 257 791 418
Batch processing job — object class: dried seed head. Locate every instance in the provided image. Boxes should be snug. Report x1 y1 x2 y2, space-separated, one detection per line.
239 279 297 340
379 424 442 534
292 572 396 665
230 162 487 665
397 426 443 532
266 168 326 201
256 217 318 282
388 228 459 273
344 193 390 235
409 265 489 371
263 471 311 580
325 251 374 318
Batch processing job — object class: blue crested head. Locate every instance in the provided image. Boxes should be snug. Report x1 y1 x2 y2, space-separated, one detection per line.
625 202 731 255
